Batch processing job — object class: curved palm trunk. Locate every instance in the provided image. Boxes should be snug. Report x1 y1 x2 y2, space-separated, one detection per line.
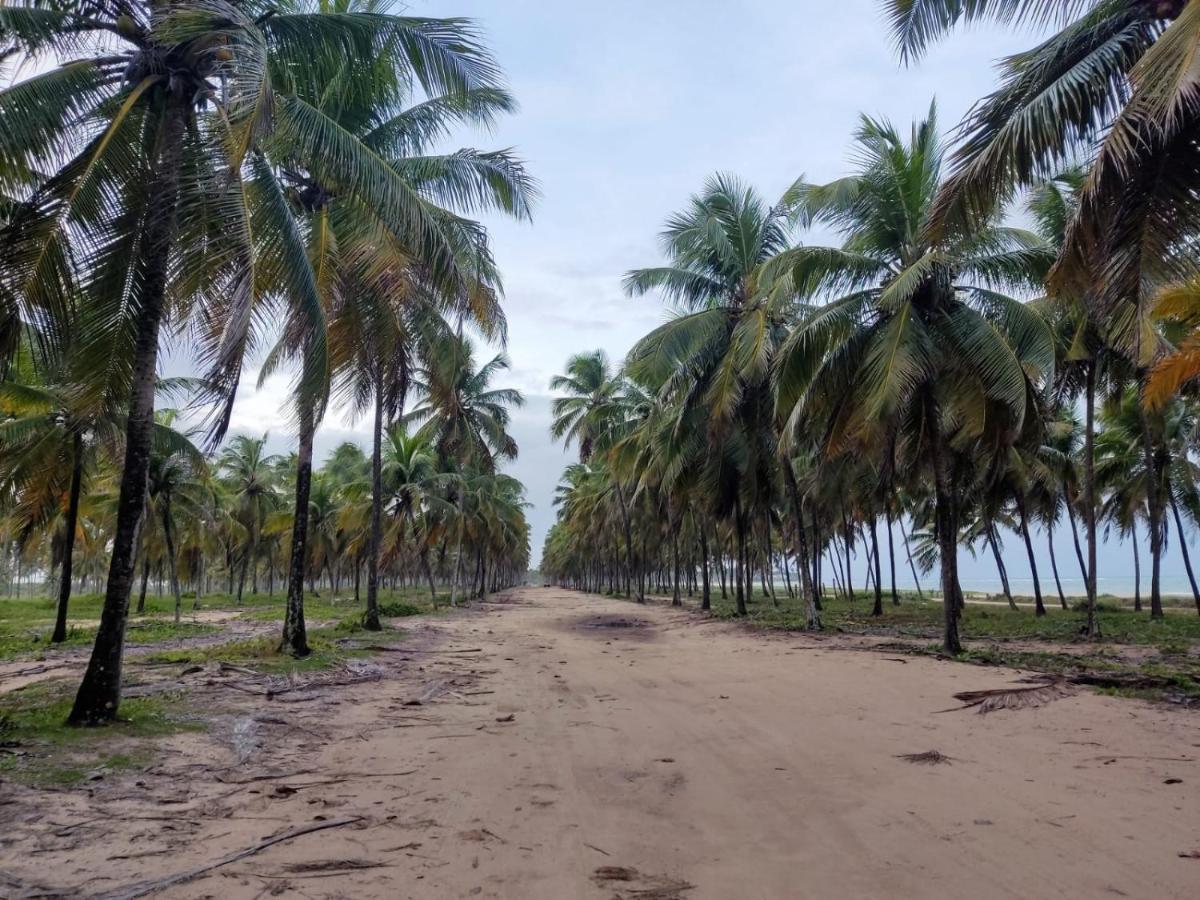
69 97 187 725
1168 495 1200 614
52 437 84 644
1046 523 1067 610
1065 501 1089 587
161 501 182 624
987 525 1016 611
280 405 314 657
365 377 384 631
1014 492 1045 616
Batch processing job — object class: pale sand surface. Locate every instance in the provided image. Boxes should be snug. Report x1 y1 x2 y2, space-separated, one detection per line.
1 586 1197 899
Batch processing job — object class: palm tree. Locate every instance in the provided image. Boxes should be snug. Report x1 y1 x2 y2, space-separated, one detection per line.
550 351 622 463
774 106 1055 653
249 0 532 651
145 413 207 623
624 174 801 615
407 335 523 606
218 435 280 605
380 427 442 600
0 373 114 642
884 0 1200 347
1 0 514 723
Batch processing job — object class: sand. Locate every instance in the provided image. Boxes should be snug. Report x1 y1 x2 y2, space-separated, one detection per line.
1 586 1197 899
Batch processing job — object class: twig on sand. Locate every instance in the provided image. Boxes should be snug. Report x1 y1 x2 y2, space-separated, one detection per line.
217 770 416 786
98 816 363 900
365 646 483 655
584 842 611 856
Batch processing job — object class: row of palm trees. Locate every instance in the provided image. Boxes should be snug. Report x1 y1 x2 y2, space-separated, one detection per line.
1 375 530 634
1 1 534 722
542 81 1200 651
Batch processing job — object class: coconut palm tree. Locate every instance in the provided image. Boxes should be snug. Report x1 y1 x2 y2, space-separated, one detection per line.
217 435 280 605
407 334 523 605
774 105 1055 653
624 174 802 614
884 0 1200 345
550 351 622 463
1 0 517 723
145 413 207 623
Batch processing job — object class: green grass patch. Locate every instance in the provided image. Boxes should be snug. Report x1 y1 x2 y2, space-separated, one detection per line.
701 590 1200 650
138 615 411 675
0 620 218 663
0 682 201 788
687 589 1200 704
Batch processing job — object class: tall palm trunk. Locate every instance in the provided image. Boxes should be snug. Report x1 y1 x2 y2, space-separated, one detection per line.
136 550 150 614
1131 519 1142 612
1083 361 1101 635
930 406 963 654
669 504 681 607
162 502 182 624
281 404 314 657
613 480 635 599
733 495 748 616
195 546 205 610
870 514 883 617
699 524 711 611
885 504 899 605
449 482 466 608
1168 495 1200 614
1137 400 1164 620
52 436 84 644
365 375 384 631
69 96 187 725
235 531 253 605
783 463 821 629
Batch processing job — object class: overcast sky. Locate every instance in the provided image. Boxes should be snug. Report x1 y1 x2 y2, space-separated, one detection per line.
217 0 1194 593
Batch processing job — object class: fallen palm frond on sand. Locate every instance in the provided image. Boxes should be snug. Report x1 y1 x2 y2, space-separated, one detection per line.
940 676 1075 714
895 750 954 764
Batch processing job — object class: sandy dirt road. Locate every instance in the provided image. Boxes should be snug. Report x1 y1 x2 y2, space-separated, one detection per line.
3 586 1198 899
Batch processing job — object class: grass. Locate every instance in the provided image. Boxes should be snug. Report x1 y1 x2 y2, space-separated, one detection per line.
0 586 440 662
137 604 419 674
0 620 218 663
0 681 202 788
647 588 1200 704
0 586 439 786
698 590 1200 649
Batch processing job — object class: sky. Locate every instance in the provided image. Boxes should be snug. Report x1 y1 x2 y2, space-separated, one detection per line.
213 0 1195 593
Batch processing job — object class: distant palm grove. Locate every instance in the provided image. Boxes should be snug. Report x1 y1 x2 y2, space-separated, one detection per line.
542 0 1200 653
0 1 534 723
